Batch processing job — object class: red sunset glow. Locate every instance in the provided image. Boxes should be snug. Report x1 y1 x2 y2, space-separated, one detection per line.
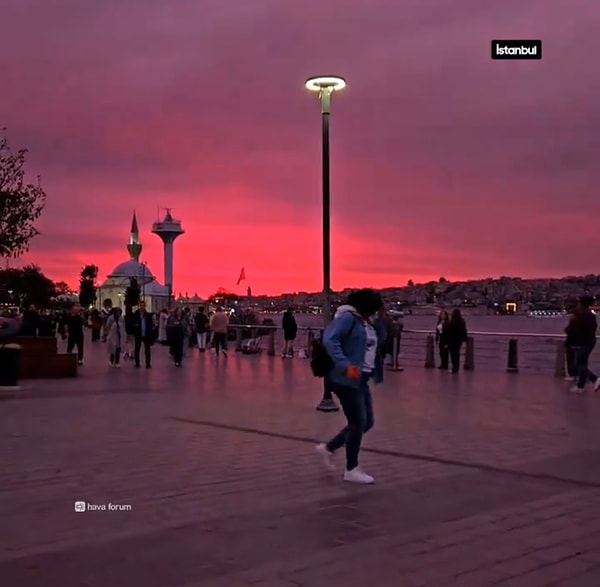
2 0 599 296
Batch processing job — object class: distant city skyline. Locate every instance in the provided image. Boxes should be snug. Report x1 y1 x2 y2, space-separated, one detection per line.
2 0 599 295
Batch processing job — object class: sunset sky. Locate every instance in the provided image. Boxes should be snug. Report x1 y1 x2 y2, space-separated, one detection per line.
2 0 599 297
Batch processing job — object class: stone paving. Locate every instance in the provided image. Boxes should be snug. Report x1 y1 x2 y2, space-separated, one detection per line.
2 337 600 586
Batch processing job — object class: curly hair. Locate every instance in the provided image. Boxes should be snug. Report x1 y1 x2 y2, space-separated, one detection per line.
346 288 383 317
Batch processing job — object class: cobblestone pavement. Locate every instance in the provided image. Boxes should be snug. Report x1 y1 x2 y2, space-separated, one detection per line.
2 338 600 586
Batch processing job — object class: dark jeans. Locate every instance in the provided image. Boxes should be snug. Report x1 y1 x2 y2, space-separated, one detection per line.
134 337 152 367
171 336 184 364
449 342 462 373
573 345 597 389
67 335 84 361
326 373 374 471
213 332 227 353
110 347 122 365
565 344 576 377
439 342 449 369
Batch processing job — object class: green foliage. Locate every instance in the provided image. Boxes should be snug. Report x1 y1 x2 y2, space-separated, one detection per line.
124 277 141 310
0 131 46 258
79 264 98 308
54 281 72 295
0 264 56 307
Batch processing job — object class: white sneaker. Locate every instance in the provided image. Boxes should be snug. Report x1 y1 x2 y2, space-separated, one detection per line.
343 467 374 484
594 379 600 392
315 444 336 471
570 385 585 393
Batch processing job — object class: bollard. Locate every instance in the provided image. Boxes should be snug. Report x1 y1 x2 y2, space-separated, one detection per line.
506 338 519 373
388 335 404 371
235 327 243 352
0 343 22 391
307 329 315 354
424 335 435 368
463 337 475 371
267 329 276 356
554 340 566 379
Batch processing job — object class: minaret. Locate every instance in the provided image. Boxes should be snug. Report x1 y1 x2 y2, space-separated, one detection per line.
127 210 142 261
151 208 184 302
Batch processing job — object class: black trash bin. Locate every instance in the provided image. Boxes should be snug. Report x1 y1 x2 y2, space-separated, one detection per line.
0 343 22 390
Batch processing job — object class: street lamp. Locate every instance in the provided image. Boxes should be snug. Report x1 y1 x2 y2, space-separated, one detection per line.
305 75 346 412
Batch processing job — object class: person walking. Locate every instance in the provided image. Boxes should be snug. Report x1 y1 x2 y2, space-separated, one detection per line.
281 307 298 358
133 301 154 368
315 288 385 485
167 307 187 367
435 310 450 370
66 305 85 365
195 307 209 352
209 306 229 357
443 309 468 373
106 307 126 367
567 296 600 393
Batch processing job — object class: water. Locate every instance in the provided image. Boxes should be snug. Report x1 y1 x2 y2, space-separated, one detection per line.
260 313 598 376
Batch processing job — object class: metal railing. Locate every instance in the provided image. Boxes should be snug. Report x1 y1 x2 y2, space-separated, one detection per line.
220 324 594 377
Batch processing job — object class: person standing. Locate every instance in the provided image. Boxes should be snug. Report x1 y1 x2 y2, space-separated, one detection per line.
315 289 384 485
66 305 85 365
567 296 600 393
106 308 126 367
167 307 187 366
443 309 468 373
195 307 209 352
133 301 154 368
281 307 298 358
209 306 229 357
435 310 450 370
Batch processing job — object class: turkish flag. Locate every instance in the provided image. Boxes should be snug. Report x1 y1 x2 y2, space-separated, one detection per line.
236 267 246 285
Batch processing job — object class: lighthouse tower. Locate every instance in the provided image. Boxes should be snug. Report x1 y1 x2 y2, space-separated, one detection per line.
151 208 184 304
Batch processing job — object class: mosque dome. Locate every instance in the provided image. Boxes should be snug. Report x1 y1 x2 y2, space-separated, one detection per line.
108 259 155 280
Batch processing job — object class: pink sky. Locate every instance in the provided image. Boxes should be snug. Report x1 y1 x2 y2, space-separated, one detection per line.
1 0 599 297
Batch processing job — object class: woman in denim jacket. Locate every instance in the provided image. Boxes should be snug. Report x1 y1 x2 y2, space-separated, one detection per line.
315 288 385 484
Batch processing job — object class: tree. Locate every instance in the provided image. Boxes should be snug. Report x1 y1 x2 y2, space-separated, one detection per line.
0 264 56 307
407 279 414 287
79 264 98 308
55 281 72 295
0 131 47 258
124 277 141 311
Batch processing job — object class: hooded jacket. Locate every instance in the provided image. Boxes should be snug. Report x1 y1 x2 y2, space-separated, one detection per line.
323 305 385 389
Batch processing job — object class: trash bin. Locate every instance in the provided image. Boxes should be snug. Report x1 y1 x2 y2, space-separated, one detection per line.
0 343 21 390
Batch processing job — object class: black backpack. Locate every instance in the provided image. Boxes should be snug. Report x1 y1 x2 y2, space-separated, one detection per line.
310 318 357 378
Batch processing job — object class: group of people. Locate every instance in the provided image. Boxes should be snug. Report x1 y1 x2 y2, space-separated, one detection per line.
104 304 231 368
434 309 469 373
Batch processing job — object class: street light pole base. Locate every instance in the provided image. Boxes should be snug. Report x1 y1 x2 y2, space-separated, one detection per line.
316 398 339 412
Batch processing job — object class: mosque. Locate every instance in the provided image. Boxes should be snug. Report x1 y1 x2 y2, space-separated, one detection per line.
96 212 180 312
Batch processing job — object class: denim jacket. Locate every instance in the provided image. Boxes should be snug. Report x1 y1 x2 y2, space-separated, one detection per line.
323 305 385 389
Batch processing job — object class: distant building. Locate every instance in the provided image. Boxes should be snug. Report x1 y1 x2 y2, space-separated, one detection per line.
97 212 170 312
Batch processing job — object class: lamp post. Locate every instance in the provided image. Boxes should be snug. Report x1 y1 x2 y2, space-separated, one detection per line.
305 75 346 412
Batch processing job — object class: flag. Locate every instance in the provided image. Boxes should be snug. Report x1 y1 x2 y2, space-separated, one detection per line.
236 267 246 285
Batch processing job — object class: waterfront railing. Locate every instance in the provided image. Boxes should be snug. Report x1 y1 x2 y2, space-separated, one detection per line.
224 325 596 377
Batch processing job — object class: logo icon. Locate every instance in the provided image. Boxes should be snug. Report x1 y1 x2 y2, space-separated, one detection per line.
491 40 542 60
74 501 86 512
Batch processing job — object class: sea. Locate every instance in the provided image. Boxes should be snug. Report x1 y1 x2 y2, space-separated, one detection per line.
260 313 596 376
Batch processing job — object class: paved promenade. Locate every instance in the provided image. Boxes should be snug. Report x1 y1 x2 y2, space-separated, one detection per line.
2 340 600 586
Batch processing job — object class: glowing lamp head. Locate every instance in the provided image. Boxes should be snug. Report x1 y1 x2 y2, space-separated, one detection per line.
305 76 346 92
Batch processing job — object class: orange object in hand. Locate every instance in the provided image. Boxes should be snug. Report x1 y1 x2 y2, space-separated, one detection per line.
346 366 360 379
